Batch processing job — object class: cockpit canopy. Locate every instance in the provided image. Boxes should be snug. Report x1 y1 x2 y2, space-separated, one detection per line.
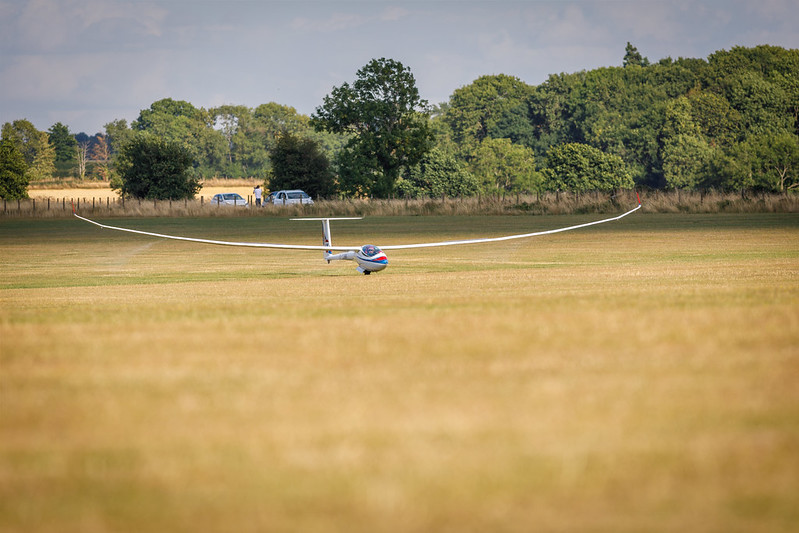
360 245 382 257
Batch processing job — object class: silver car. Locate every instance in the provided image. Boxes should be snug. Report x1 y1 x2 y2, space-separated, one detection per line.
268 190 314 205
210 193 248 207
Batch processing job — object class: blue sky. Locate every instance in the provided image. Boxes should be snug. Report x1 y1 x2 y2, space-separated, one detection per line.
1 0 797 134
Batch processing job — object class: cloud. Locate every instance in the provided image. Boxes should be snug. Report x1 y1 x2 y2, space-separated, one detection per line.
291 4 409 33
746 0 799 19
380 6 409 22
8 0 167 53
3 0 799 134
291 12 369 33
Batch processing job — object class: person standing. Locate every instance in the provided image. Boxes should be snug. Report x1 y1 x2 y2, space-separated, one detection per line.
253 184 262 207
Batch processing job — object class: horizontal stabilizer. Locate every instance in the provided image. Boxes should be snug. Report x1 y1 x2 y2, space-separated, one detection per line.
290 217 363 222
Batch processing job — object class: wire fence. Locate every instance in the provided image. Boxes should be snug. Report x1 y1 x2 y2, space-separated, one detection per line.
2 190 798 219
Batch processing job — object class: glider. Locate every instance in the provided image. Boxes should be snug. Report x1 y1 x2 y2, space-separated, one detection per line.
73 196 641 275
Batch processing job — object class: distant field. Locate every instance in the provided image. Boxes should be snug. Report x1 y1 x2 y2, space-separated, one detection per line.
1 213 798 532
28 185 257 201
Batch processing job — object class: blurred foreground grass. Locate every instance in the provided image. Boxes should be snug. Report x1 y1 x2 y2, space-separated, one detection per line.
1 213 798 532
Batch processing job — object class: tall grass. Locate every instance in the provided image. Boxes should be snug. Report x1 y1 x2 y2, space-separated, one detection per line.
2 215 798 532
3 189 798 219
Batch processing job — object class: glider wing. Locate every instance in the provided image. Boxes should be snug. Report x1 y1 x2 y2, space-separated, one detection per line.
74 199 641 251
378 203 642 250
72 212 360 251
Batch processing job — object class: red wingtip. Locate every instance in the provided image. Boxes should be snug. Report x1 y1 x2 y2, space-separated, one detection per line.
71 201 76 215
636 191 641 205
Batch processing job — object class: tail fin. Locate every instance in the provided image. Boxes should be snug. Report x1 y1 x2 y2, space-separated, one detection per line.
321 218 332 261
290 217 363 262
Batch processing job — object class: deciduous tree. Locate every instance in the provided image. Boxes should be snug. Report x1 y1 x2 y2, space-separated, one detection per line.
48 123 77 160
472 138 541 193
269 133 336 198
312 58 433 197
444 74 534 157
396 148 479 198
115 134 199 200
544 143 633 192
0 139 29 199
1 120 55 182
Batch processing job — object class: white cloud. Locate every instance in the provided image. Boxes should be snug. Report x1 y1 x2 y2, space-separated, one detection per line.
291 12 369 33
3 0 799 134
12 0 167 53
380 6 409 22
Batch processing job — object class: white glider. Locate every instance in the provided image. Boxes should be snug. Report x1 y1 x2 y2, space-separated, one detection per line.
74 197 641 274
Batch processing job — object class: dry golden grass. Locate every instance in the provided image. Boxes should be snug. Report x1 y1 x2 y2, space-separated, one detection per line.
1 213 798 532
15 188 799 219
27 184 258 202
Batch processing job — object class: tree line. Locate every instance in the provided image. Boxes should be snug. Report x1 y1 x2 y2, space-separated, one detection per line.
1 45 797 201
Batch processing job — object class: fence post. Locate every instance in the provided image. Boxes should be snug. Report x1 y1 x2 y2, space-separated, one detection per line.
32 199 36 212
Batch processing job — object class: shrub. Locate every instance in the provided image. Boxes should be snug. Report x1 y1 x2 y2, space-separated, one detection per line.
115 135 200 200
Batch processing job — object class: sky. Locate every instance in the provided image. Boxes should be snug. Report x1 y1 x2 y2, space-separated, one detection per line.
1 0 797 135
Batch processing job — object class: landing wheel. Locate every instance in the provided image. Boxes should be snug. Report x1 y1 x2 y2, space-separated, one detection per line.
363 271 371 275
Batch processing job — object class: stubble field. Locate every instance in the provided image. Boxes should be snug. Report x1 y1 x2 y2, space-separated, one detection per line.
1 212 798 532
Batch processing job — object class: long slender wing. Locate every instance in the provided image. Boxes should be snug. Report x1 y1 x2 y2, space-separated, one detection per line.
74 201 640 251
379 203 642 250
72 212 358 251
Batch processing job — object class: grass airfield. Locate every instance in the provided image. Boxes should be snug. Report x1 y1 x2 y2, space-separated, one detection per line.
1 212 798 533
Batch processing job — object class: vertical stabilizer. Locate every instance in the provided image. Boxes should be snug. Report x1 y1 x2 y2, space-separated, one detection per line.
321 218 332 261
290 217 363 262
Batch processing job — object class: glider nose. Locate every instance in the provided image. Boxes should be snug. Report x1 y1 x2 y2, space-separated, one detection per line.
355 245 388 274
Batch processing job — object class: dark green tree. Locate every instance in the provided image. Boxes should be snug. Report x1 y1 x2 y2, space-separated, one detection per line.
115 134 199 200
269 133 336 198
443 74 534 157
1 120 55 182
472 138 541 193
744 131 799 192
686 89 742 147
133 98 227 178
525 72 584 158
104 119 133 157
311 58 434 197
0 139 29 199
705 46 799 136
662 134 714 190
488 102 537 148
133 98 204 130
624 42 650 67
214 103 312 178
48 122 77 164
396 148 480 198
335 146 380 198
544 143 634 192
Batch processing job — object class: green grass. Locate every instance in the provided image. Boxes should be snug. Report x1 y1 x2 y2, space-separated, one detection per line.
1 212 798 532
